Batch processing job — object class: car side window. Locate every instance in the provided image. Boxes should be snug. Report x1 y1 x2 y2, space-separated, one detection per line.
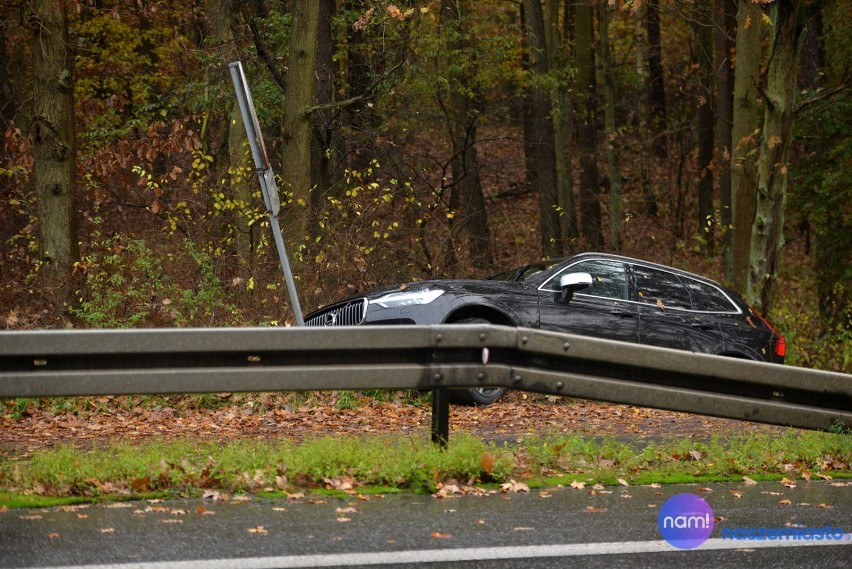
632 265 692 309
548 260 628 300
683 278 738 312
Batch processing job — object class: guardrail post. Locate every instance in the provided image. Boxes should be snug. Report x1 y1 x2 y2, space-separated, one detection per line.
431 388 449 448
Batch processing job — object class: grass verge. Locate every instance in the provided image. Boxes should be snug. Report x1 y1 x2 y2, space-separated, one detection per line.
1 431 849 509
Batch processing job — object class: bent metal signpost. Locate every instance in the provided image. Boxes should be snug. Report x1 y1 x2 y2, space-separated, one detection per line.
228 61 304 327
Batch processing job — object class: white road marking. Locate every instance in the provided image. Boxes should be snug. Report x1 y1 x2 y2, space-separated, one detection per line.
25 536 851 569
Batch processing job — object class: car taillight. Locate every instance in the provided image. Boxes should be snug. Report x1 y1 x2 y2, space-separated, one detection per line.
774 335 786 358
751 309 786 358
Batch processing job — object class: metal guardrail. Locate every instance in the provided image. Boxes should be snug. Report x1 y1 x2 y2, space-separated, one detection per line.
1 325 850 445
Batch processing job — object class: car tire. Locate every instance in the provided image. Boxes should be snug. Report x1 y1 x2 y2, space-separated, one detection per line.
446 317 507 406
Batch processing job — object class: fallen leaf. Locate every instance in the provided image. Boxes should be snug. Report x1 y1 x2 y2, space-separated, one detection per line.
780 478 796 489
514 526 535 531
779 499 792 506
159 519 183 524
585 506 608 513
337 517 351 523
336 507 357 514
430 532 452 539
481 453 494 475
743 476 758 486
815 503 833 509
47 533 60 539
730 490 743 498
570 480 586 490
617 478 630 487
100 528 115 534
500 480 529 493
248 526 269 535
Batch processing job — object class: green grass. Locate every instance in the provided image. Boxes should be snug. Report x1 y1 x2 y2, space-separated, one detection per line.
1 431 849 509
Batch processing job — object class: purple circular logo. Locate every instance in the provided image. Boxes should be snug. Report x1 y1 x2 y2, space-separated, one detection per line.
658 493 714 549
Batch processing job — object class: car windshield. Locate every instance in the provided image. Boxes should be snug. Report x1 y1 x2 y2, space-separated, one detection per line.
487 259 562 283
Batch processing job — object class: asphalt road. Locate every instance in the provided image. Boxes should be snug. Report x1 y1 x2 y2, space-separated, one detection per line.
1 481 849 568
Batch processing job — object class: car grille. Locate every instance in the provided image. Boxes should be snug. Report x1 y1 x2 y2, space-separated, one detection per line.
305 298 368 327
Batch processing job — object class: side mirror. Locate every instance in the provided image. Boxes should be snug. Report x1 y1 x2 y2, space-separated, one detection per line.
559 272 592 303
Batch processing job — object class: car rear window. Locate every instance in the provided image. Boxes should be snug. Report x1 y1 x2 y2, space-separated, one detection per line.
632 265 692 309
682 278 738 312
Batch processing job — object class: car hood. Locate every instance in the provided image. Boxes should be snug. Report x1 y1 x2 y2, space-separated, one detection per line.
358 279 529 302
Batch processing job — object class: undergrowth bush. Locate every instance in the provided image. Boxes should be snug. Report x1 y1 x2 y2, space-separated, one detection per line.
71 232 240 328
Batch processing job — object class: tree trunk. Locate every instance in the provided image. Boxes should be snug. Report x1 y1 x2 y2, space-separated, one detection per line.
442 0 494 271
29 0 79 307
575 0 602 248
523 0 562 259
281 0 320 264
309 0 336 231
695 11 715 252
205 0 254 269
634 2 658 216
600 1 621 250
0 16 15 126
746 0 805 312
545 0 578 242
647 0 668 157
715 0 736 279
730 0 767 293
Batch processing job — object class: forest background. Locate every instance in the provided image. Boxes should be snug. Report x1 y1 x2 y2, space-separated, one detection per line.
0 0 849 373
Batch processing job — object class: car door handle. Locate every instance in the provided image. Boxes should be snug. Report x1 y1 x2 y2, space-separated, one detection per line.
691 321 714 330
610 309 634 318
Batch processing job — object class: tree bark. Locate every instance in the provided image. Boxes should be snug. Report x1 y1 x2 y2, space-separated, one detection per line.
574 0 602 248
695 10 715 252
647 0 668 157
746 0 805 312
0 16 15 126
633 2 658 216
545 0 578 242
600 1 621 250
205 0 254 269
523 0 562 259
281 0 320 264
715 0 736 279
309 0 337 221
730 0 767 293
29 0 79 307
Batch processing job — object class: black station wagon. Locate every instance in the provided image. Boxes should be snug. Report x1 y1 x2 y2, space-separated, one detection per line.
305 253 786 405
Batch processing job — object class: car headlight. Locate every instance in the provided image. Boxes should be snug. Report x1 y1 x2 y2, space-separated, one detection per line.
371 288 445 308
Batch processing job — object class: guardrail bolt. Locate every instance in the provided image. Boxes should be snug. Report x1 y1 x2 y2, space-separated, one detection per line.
513 375 522 384
433 373 442 382
563 342 570 351
479 333 487 341
555 381 564 390
435 334 443 342
521 336 529 345
477 372 486 380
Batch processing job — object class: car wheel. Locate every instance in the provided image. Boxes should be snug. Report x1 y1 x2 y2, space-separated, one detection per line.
446 317 507 406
